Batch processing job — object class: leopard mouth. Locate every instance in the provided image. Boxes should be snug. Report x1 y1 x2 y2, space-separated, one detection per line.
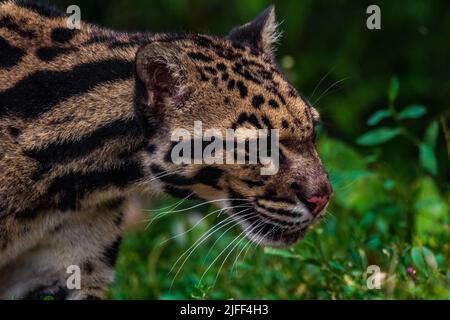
238 215 309 247
226 188 315 247
227 205 311 247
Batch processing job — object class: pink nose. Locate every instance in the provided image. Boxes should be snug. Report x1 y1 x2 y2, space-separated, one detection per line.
297 193 331 216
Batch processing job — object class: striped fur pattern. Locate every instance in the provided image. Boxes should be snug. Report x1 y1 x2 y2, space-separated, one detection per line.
0 1 332 299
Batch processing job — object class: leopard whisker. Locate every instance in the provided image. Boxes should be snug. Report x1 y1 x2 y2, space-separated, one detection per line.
214 221 264 285
157 204 253 246
312 77 349 106
310 67 335 100
168 208 253 276
142 192 193 213
198 219 261 288
169 209 255 288
143 197 249 228
201 206 255 264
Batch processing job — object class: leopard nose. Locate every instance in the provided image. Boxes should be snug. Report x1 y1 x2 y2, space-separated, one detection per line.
296 193 331 216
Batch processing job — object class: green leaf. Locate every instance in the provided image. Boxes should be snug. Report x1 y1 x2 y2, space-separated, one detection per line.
422 247 438 270
264 247 301 259
357 127 401 146
397 104 427 120
367 109 392 126
419 143 438 175
388 76 399 103
424 121 439 149
411 247 428 276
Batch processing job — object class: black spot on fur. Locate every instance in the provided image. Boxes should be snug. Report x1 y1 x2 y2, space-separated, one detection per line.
216 62 227 71
0 59 133 119
234 112 262 129
251 95 264 109
232 63 262 84
241 179 264 187
204 66 217 75
25 118 141 178
51 27 78 43
268 99 279 109
188 52 213 62
36 46 78 62
289 88 297 97
260 70 273 80
224 96 230 104
227 79 235 90
17 162 143 219
260 192 296 205
282 120 289 129
194 35 213 48
216 48 242 61
8 126 21 137
195 167 223 188
277 93 287 105
102 237 122 267
236 81 248 98
221 73 229 81
196 66 209 81
0 15 36 39
0 36 25 69
261 115 273 129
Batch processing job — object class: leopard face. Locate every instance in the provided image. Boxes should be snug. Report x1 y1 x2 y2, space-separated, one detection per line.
135 6 332 247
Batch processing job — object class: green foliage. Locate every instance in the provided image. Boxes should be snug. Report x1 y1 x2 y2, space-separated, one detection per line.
419 144 437 175
358 77 444 178
398 105 427 120
357 127 400 145
367 110 392 126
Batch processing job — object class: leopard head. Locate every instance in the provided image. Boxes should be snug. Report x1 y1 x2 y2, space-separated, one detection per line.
134 6 332 247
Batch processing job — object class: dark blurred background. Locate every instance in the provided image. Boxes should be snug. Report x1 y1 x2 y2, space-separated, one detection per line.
47 0 449 299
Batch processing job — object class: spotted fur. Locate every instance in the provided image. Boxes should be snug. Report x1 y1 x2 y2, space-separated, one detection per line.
0 1 332 299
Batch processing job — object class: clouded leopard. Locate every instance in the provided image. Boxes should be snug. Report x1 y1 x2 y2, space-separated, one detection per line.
0 0 332 299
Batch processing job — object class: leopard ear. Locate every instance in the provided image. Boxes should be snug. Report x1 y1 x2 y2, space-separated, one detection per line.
227 5 280 57
135 42 190 114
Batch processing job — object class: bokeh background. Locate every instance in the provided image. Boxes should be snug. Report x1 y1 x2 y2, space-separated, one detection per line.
50 0 449 299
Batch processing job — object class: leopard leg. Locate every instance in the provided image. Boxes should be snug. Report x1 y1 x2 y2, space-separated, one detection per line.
0 196 131 300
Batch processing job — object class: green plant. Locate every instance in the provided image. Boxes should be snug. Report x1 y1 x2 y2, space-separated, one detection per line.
357 76 441 177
